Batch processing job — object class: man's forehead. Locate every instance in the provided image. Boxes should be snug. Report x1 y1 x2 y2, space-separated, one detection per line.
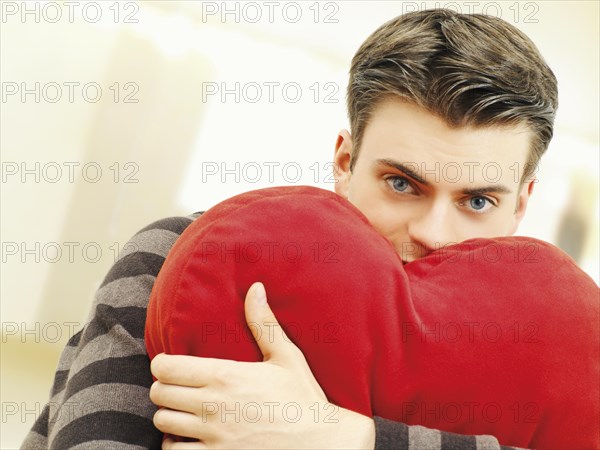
363 98 533 155
364 123 532 162
368 97 532 134
361 101 532 185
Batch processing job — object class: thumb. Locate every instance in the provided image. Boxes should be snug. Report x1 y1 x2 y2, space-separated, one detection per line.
244 282 294 362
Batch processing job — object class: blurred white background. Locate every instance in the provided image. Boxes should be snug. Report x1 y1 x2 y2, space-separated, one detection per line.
1 1 598 447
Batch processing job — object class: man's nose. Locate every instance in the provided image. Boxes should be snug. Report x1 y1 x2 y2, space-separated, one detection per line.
406 202 456 256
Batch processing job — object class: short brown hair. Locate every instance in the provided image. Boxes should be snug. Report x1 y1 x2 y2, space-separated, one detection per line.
347 9 558 183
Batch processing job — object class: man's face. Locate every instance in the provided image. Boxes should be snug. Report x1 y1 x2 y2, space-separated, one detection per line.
333 98 535 263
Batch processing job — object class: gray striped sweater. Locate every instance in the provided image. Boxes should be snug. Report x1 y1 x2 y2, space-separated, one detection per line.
21 213 519 450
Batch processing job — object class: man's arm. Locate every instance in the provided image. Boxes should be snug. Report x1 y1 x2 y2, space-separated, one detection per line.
21 213 201 449
22 211 519 450
374 417 518 450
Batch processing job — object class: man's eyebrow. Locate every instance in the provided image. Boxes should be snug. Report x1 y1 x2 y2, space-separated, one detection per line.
374 158 429 186
461 186 513 196
374 158 513 195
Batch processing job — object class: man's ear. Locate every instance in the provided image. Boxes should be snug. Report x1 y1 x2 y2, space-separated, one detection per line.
510 179 536 234
333 129 353 199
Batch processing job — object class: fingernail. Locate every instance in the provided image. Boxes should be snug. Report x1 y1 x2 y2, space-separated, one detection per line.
254 282 267 306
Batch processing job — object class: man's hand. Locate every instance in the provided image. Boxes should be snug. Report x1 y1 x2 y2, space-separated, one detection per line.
149 282 375 449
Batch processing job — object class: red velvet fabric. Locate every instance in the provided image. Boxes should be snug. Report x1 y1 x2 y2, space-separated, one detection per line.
145 186 599 449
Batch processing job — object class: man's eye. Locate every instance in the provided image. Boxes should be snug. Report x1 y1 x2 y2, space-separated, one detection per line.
386 176 415 194
465 196 495 213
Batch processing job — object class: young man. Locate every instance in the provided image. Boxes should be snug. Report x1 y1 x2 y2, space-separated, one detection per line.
23 9 559 449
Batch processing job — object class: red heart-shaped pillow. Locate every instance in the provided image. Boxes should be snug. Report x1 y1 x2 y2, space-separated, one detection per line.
145 185 599 449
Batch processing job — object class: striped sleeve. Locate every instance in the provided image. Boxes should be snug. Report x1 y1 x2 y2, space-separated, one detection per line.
373 417 523 450
20 213 201 450
21 212 524 450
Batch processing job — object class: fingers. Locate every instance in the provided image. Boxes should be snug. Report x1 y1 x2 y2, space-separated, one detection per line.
154 408 217 442
243 282 296 363
151 353 237 387
150 382 212 414
162 437 207 450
